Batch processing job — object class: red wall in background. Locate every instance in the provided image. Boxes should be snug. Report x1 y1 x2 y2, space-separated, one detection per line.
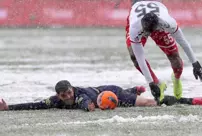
0 0 201 27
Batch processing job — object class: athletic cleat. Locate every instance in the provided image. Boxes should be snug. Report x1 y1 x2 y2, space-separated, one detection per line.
157 81 167 102
192 97 202 105
172 73 182 99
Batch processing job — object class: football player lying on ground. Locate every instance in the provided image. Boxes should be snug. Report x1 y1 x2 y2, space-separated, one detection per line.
0 80 202 111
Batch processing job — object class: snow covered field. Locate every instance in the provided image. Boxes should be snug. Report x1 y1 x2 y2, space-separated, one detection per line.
0 28 202 136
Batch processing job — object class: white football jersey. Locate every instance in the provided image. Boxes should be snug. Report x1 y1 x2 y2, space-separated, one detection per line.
129 1 178 43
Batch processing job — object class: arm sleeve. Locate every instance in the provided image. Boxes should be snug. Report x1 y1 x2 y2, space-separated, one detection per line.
8 101 50 110
8 96 59 110
129 15 153 83
131 42 153 83
171 28 197 63
76 94 93 111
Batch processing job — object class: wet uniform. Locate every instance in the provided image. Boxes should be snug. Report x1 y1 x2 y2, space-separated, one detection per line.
8 85 138 111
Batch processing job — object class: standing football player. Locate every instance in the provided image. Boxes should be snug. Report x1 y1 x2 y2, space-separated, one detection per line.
125 0 202 103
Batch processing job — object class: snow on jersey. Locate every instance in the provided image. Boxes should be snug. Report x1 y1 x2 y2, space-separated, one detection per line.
129 1 178 43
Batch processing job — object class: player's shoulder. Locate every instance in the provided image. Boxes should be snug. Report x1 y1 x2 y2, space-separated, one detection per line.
158 15 178 33
129 17 142 32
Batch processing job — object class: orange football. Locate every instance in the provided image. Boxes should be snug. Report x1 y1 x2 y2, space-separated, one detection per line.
97 91 118 110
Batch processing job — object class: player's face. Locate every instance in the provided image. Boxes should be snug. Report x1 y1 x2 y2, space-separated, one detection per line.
57 87 74 105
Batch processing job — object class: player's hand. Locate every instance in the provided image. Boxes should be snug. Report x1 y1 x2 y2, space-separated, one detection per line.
136 86 146 95
0 98 8 110
149 82 160 102
192 61 202 81
88 102 95 111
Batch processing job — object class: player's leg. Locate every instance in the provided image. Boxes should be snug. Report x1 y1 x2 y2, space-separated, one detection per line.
168 52 183 99
117 89 137 107
117 89 157 107
135 95 157 106
163 95 202 106
151 31 183 99
98 85 151 107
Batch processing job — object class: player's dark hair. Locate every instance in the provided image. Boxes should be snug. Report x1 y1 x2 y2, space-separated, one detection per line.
141 12 159 33
55 80 72 94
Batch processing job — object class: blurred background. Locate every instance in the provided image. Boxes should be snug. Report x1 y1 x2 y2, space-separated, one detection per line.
0 0 201 27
